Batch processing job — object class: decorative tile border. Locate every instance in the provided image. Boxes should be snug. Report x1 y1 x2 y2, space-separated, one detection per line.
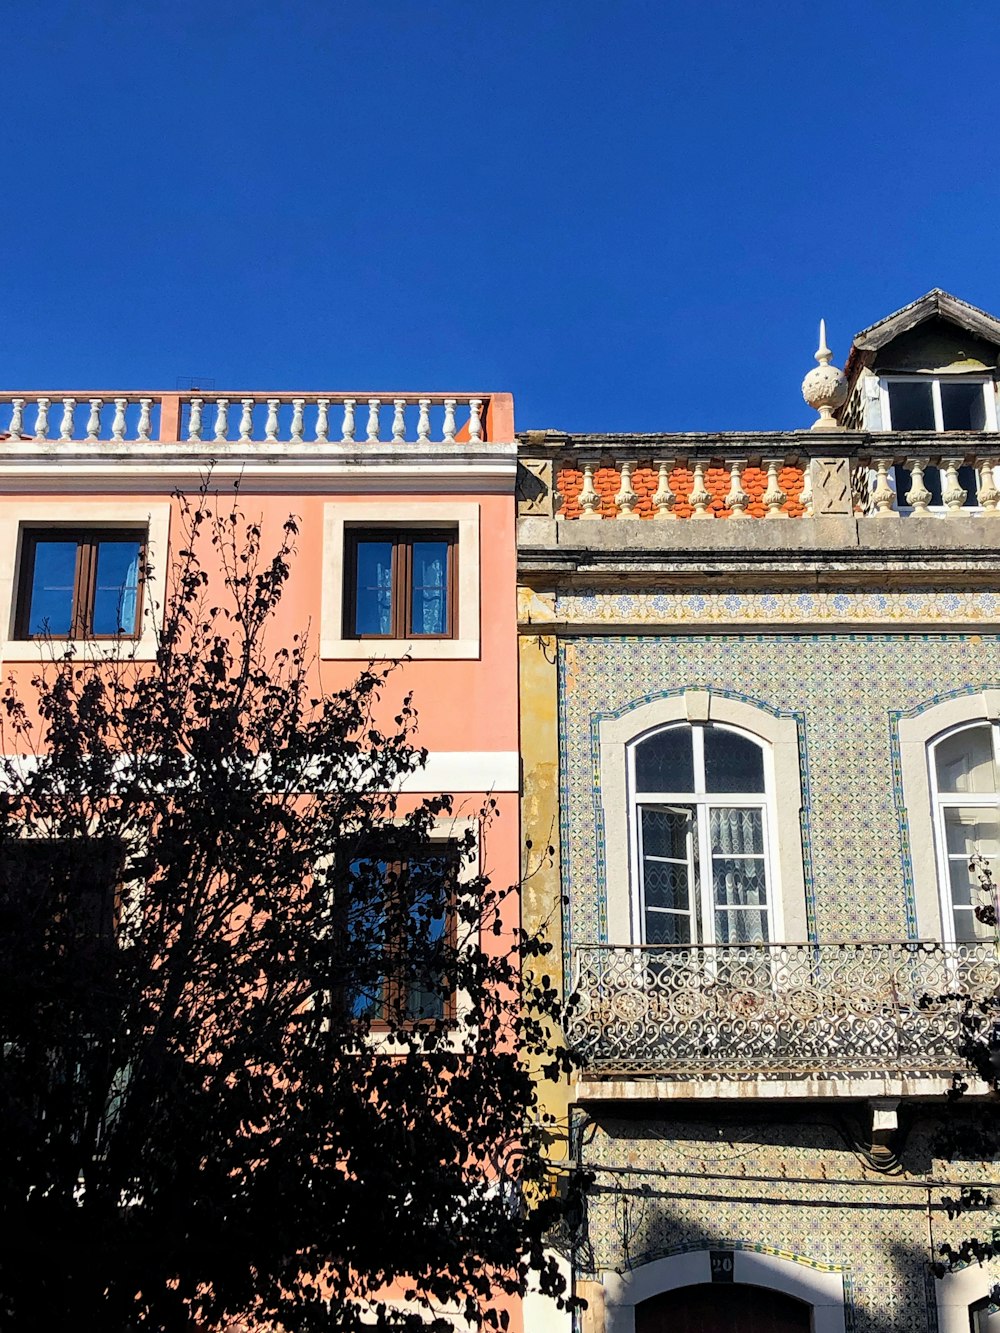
556 589 1000 627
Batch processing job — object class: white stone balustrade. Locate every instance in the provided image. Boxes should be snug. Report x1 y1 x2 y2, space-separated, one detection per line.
550 453 1000 519
0 393 501 444
569 940 1000 1078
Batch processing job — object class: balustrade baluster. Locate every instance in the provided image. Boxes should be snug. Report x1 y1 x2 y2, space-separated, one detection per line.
978 459 1000 515
392 399 406 442
442 399 457 443
871 459 898 517
34 397 50 441
366 399 381 443
615 459 640 519
59 398 76 441
341 399 356 442
689 460 712 519
137 398 153 442
942 460 967 514
651 461 676 519
553 466 565 520
111 398 128 443
7 398 24 441
213 399 230 443
239 400 254 443
290 399 305 444
265 399 280 443
87 399 103 441
578 460 601 520
469 399 483 442
187 398 203 442
315 399 330 442
725 461 751 519
905 459 932 516
417 398 431 443
799 458 813 517
762 461 788 518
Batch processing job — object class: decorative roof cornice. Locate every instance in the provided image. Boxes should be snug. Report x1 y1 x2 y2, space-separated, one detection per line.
844 289 1000 382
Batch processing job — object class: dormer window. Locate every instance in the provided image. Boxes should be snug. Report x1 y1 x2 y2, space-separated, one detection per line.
880 376 997 432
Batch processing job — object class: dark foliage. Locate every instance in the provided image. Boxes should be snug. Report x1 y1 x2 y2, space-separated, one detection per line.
925 854 1000 1301
0 489 581 1332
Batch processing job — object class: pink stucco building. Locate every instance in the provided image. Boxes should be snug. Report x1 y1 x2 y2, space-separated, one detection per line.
0 388 523 1329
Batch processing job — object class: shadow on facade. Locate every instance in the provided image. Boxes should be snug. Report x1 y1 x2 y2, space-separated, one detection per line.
573 1107 999 1331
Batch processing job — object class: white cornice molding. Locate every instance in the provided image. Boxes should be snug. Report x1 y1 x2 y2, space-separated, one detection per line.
0 440 518 494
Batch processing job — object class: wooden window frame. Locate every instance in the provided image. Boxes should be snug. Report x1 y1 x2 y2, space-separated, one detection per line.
346 848 459 1028
343 528 457 641
15 527 146 641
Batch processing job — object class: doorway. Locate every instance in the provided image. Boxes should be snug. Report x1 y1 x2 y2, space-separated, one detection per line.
636 1283 812 1332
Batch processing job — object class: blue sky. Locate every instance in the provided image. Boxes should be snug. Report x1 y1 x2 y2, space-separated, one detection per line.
2 1 998 433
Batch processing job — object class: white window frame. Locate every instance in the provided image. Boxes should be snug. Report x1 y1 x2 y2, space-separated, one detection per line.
879 375 998 433
626 721 776 947
898 691 1000 941
928 721 1000 945
598 691 807 945
321 500 480 660
0 500 171 664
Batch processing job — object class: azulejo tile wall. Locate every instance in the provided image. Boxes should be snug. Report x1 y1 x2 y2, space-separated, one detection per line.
558 630 1000 949
580 1113 1000 1333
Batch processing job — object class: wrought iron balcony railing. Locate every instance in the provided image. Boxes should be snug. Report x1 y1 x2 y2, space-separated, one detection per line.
568 941 1000 1079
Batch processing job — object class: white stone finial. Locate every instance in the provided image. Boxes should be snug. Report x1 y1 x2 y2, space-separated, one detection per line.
802 319 848 431
816 318 832 365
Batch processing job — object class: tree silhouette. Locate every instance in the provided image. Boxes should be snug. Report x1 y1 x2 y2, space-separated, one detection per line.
0 489 579 1332
924 854 1000 1304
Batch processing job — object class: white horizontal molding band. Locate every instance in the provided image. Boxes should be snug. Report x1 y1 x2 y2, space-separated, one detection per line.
0 749 521 794
0 443 518 494
398 750 519 793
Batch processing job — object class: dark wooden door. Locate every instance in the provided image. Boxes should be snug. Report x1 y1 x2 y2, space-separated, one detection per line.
636 1284 812 1333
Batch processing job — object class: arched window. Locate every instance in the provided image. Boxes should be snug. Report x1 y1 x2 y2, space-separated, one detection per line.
929 722 1000 941
628 722 774 946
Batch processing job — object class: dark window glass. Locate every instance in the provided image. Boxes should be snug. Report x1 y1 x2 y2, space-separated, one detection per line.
353 541 394 635
411 541 449 636
634 727 694 793
0 838 121 957
887 381 935 430
25 541 77 636
92 540 142 635
940 381 986 431
704 727 765 793
18 530 144 639
346 852 453 1023
346 530 454 639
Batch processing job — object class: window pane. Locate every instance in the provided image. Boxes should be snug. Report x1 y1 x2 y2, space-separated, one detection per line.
92 539 142 635
714 908 769 944
943 808 999 863
353 541 393 635
710 807 765 856
887 381 935 430
26 540 77 636
645 910 691 946
346 859 389 1020
410 540 449 636
935 726 998 794
402 856 449 1021
704 727 765 793
944 808 999 940
940 381 986 431
635 727 694 793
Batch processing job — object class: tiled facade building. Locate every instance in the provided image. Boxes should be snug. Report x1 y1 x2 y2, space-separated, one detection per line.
518 292 1000 1332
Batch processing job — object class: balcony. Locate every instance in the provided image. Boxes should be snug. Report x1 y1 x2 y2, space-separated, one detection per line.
568 940 1000 1102
0 391 512 445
